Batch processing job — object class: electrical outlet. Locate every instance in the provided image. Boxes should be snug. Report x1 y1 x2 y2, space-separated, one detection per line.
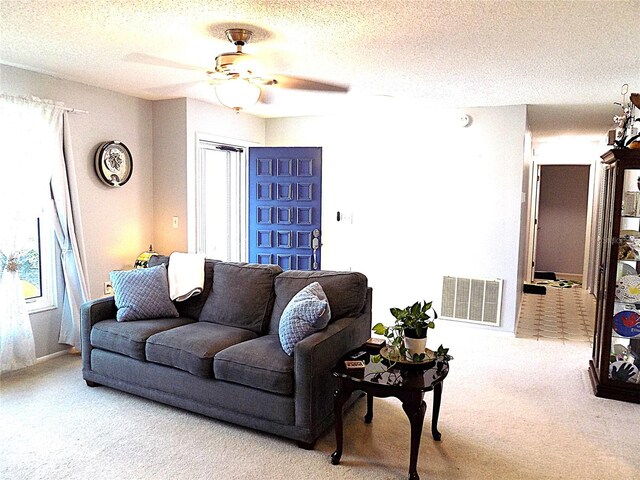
104 282 113 295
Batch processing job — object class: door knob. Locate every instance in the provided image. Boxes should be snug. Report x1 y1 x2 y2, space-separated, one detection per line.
312 229 321 270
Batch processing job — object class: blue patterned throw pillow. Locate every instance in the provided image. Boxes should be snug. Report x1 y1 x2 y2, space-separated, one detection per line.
279 282 331 355
110 264 179 322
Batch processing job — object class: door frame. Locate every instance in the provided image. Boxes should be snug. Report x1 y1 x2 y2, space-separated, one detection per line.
192 132 262 260
526 157 596 289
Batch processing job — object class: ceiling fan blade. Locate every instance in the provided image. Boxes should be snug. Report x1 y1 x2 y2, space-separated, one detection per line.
123 53 205 72
144 80 207 96
271 75 349 93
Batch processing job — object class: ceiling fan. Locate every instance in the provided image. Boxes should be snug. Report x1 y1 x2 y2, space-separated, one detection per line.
204 28 349 112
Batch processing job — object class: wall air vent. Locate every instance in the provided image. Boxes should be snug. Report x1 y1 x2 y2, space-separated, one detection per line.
441 276 503 326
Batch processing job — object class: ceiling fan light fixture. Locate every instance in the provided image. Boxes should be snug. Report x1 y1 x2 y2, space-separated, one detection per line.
215 51 259 77
215 78 261 112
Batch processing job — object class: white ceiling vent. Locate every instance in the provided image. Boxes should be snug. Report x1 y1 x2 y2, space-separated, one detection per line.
441 276 502 326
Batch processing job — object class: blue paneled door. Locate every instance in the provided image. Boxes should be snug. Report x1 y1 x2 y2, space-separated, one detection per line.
248 147 322 271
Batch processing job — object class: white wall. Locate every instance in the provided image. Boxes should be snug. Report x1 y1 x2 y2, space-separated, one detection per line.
1 64 154 356
152 98 265 254
152 98 188 254
266 103 527 333
517 126 533 320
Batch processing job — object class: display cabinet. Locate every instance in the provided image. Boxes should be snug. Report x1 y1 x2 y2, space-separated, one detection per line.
590 148 640 403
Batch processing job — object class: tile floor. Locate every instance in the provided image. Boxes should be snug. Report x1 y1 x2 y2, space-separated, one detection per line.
516 284 597 344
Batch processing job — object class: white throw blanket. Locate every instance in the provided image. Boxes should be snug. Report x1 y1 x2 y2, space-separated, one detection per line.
168 252 205 302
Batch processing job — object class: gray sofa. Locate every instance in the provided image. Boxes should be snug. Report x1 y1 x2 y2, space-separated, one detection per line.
81 258 371 448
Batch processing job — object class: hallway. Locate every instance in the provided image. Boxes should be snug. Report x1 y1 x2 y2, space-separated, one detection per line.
516 285 596 344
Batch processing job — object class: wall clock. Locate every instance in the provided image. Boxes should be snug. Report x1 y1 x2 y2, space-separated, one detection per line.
94 141 133 187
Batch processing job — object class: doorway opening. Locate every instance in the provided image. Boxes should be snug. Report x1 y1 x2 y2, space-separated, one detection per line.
527 161 596 288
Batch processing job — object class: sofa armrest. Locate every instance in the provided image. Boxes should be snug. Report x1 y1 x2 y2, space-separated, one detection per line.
293 287 372 430
81 297 116 373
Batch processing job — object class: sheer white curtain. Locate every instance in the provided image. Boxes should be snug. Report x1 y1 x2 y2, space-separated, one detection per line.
0 95 89 370
0 213 37 371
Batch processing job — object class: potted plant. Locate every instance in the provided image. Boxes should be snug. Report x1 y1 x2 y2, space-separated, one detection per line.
372 300 438 361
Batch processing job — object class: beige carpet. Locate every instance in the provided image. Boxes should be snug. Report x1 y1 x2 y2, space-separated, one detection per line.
1 321 639 480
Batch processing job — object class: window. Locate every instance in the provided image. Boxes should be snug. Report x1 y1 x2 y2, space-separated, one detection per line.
0 213 56 312
0 96 59 314
1 219 42 299
196 140 247 261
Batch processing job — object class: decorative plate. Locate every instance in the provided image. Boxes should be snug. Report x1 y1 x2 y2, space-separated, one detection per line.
380 345 436 367
612 310 640 337
615 275 640 302
94 141 133 187
618 262 637 278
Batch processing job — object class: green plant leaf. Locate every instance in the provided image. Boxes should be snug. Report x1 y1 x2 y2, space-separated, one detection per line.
389 300 438 336
372 323 387 335
371 354 381 363
435 344 453 361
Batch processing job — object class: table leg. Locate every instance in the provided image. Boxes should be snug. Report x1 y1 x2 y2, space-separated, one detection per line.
402 394 426 480
432 381 443 441
331 379 350 465
364 392 374 423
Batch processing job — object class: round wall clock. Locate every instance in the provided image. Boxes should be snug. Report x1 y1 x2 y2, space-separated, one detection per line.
94 141 133 187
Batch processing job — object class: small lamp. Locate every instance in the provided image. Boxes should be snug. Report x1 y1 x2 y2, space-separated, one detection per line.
134 244 156 269
215 79 261 112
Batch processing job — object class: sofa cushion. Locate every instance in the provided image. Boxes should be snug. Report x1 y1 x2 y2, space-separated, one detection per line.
110 264 179 322
90 317 195 360
214 335 294 395
148 256 220 319
268 270 368 334
199 262 282 334
146 322 258 378
278 282 331 355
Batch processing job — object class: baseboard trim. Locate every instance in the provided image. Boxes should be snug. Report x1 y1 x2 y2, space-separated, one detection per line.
36 349 71 364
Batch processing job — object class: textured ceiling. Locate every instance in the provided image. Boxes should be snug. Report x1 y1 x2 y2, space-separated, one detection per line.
1 0 638 138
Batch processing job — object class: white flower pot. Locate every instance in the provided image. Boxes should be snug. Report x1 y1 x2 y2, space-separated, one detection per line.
404 335 427 358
